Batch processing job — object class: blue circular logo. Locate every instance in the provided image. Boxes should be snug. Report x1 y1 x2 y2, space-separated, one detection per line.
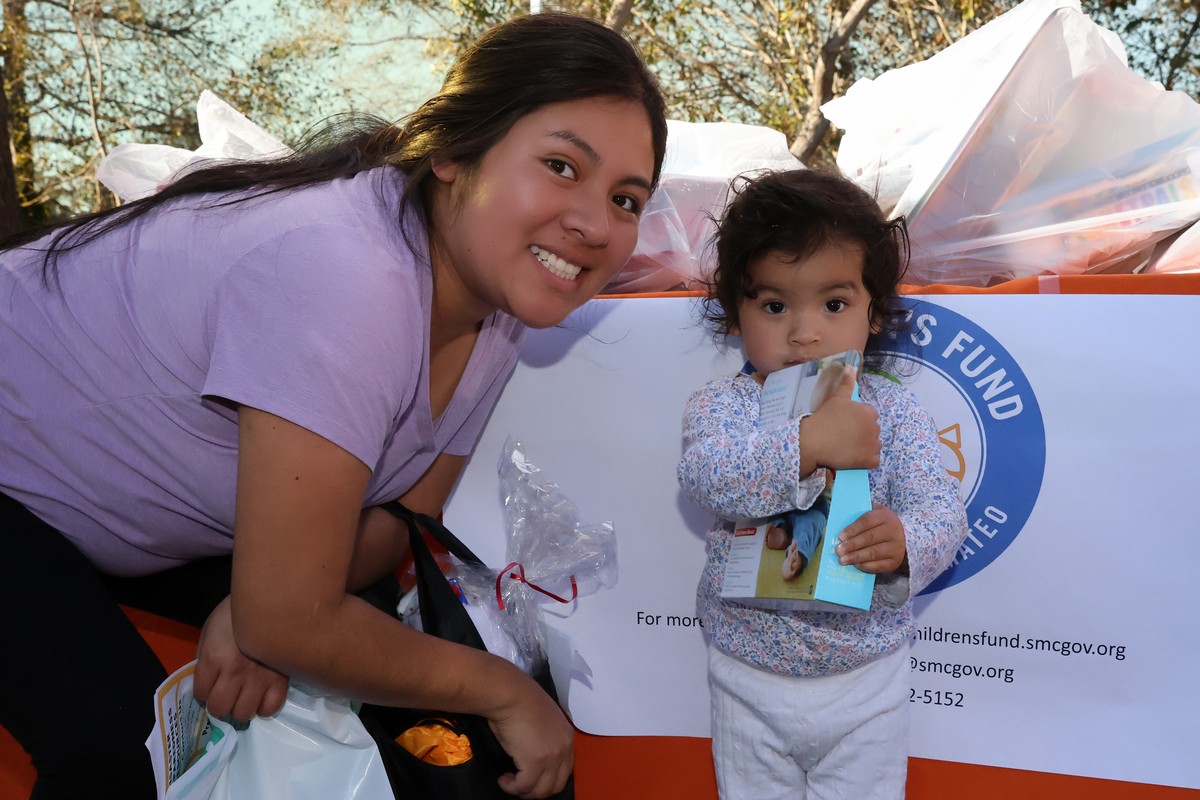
884 299 1046 592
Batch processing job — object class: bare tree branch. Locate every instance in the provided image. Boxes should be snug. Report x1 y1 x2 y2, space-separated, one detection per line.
605 0 635 32
792 0 883 163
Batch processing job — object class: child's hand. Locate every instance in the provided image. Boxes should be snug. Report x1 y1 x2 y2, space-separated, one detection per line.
798 367 880 476
835 504 907 574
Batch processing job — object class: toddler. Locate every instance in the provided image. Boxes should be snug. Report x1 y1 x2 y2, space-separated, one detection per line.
678 169 968 799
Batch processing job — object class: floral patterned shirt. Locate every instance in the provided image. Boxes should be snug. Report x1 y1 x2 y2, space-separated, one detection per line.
678 371 968 677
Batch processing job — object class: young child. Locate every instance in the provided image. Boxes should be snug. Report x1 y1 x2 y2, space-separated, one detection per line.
677 169 968 799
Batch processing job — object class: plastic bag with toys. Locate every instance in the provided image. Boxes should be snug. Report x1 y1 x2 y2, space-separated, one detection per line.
146 662 392 800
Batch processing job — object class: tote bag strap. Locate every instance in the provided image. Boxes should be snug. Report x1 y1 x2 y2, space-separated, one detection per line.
382 501 486 568
380 501 487 651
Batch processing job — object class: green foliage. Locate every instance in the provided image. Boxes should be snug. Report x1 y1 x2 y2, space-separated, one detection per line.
403 0 1200 167
1 0 407 217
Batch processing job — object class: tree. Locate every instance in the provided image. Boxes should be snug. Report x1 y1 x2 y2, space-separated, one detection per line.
407 1 1017 165
409 0 1200 168
1084 0 1200 97
5 0 1198 220
0 0 415 227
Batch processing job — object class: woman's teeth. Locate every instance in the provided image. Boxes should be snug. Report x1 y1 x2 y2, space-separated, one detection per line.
531 246 581 281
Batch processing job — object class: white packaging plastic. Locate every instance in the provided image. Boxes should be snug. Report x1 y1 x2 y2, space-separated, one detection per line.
824 0 1200 285
147 661 391 800
98 91 290 201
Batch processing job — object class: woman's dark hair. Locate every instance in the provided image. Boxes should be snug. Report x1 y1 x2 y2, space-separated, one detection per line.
702 168 912 371
7 12 668 275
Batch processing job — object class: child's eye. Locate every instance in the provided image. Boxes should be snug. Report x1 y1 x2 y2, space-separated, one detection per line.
613 193 642 214
825 299 847 313
547 159 577 179
764 301 786 314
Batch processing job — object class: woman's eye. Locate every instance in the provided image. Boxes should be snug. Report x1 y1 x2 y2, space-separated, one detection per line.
825 299 847 313
547 159 577 179
613 194 642 214
764 301 786 314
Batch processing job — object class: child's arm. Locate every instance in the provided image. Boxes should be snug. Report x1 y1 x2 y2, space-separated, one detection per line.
678 377 826 520
797 366 882 477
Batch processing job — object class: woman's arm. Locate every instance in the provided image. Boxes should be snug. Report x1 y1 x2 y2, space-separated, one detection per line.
195 453 468 718
225 407 571 797
344 452 466 591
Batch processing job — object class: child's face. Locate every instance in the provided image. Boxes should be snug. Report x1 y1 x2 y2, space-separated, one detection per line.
733 242 874 378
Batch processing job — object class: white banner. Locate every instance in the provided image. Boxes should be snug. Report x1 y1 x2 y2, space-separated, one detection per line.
444 294 1200 790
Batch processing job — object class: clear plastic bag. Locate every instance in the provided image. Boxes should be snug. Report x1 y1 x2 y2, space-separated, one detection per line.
400 437 616 675
824 0 1200 286
606 120 802 294
98 91 290 201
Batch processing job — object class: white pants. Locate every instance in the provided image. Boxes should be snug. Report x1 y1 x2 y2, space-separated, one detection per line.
708 644 909 800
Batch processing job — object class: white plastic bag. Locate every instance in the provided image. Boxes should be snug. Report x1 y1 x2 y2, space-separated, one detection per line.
824 0 1200 285
147 661 392 800
607 120 801 293
98 91 290 201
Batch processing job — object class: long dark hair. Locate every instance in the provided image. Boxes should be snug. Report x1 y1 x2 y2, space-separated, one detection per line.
702 168 912 373
7 12 668 277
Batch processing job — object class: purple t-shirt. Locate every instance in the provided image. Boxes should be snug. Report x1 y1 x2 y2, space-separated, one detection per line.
1 168 524 575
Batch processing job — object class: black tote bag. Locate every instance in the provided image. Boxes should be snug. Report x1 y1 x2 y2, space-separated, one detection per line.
359 502 574 800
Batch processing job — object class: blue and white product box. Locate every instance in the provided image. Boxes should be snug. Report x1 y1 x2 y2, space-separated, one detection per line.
720 350 875 611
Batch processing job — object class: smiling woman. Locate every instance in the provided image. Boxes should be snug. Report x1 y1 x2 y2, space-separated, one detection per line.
430 96 656 330
0 13 665 800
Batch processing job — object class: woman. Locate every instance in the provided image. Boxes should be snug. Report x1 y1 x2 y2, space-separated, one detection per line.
0 13 667 799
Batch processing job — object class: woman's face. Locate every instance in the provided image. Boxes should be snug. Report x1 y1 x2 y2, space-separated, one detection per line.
430 96 656 329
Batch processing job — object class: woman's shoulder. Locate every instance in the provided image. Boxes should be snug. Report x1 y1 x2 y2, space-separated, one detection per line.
225 167 406 237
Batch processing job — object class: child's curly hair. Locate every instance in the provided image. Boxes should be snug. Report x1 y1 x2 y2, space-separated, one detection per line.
702 168 911 371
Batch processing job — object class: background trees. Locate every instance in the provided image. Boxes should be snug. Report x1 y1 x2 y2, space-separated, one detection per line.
0 0 428 230
2 0 1198 228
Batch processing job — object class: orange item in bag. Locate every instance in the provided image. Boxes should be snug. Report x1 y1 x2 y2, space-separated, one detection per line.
395 719 474 766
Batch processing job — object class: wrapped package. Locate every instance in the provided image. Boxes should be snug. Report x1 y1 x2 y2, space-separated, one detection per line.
399 437 617 676
824 0 1200 286
1143 220 1200 275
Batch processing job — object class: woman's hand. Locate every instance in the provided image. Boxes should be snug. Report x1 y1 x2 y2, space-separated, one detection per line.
836 504 908 574
487 666 575 798
194 596 289 722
